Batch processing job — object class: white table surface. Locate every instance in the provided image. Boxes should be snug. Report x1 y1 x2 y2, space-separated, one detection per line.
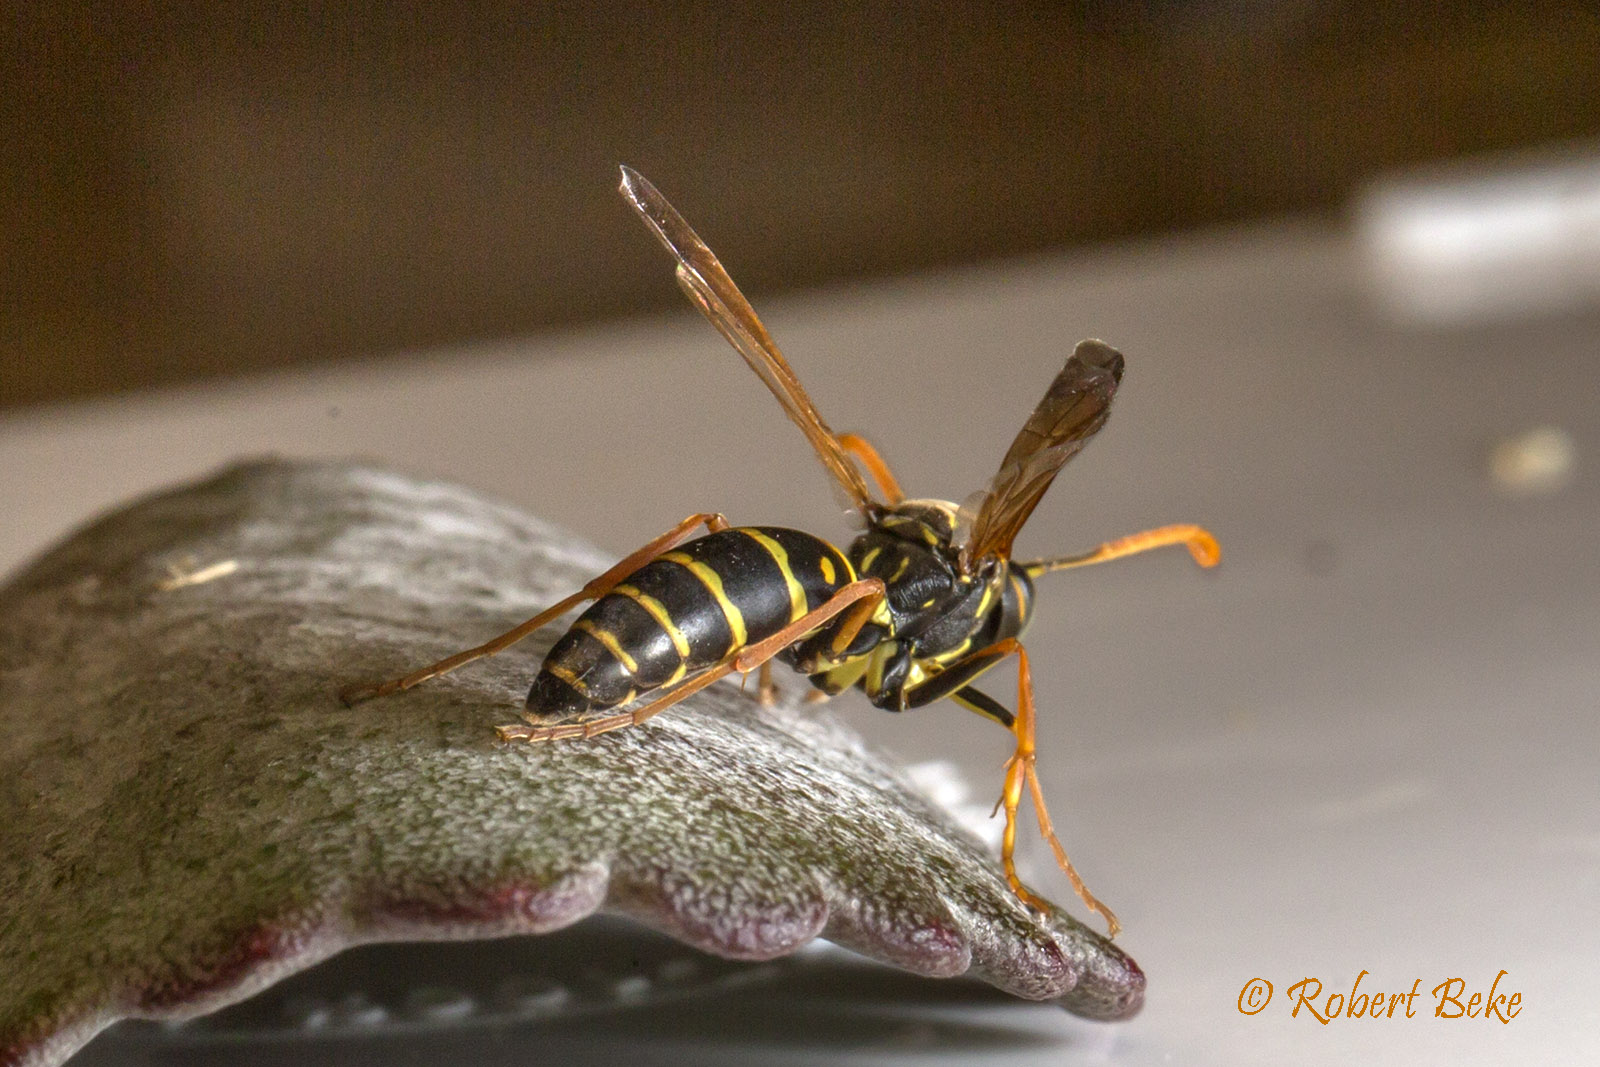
3 218 1596 1065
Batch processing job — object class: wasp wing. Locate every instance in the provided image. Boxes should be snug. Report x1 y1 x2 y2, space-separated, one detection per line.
960 339 1124 569
619 166 879 518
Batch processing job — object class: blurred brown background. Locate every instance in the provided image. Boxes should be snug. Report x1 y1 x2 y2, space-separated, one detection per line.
5 1 1600 411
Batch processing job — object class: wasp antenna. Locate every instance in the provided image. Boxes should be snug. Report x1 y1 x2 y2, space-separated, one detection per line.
1020 524 1220 579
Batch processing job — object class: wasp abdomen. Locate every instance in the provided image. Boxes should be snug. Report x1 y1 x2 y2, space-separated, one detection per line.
526 527 852 721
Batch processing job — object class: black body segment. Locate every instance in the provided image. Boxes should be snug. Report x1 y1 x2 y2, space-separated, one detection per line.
792 498 1037 712
527 527 853 721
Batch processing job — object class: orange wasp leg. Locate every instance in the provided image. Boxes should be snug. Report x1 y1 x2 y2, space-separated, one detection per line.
496 578 886 743
340 512 732 705
755 662 779 707
1019 523 1220 576
835 432 905 505
974 637 1122 938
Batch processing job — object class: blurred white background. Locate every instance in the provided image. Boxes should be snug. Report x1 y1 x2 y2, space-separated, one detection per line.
4 143 1598 1061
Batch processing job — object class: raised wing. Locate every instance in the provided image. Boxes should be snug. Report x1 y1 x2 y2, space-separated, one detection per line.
618 166 879 518
960 339 1124 570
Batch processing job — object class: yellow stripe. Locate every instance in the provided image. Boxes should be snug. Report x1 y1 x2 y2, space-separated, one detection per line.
858 546 881 574
975 579 994 619
663 551 747 647
576 619 638 674
817 656 868 692
615 584 691 659
545 660 590 695
930 637 973 665
664 661 687 686
819 555 836 584
740 529 807 622
1009 572 1028 616
953 689 1013 727
890 555 911 581
864 641 900 695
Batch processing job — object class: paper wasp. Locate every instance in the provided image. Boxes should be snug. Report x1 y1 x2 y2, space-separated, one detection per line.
342 166 1219 936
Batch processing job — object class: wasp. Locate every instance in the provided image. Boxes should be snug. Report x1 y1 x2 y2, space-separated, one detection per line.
342 166 1220 937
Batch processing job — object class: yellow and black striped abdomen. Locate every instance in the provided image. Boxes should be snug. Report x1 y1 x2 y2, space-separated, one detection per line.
526 527 853 721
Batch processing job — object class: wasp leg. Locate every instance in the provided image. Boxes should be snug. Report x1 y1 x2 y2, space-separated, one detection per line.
496 578 886 742
340 511 732 705
755 662 779 707
1018 523 1220 576
989 638 1121 937
835 433 905 505
893 645 1013 715
800 654 870 707
949 685 1014 729
888 637 1118 936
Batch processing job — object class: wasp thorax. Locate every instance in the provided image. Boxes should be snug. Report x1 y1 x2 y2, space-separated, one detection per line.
845 500 971 643
874 499 962 552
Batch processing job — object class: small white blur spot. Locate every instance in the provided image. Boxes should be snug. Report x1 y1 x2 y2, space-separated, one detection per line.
1488 426 1576 495
157 558 240 591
